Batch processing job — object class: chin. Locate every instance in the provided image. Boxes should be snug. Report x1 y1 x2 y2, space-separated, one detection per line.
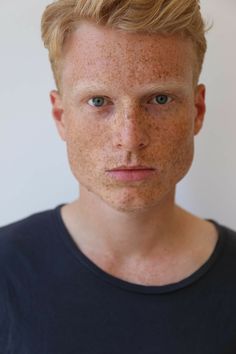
100 191 168 214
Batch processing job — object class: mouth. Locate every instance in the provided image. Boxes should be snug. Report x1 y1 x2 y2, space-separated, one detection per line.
106 167 156 182
108 165 155 171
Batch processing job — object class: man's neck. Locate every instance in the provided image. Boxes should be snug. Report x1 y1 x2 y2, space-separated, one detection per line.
60 187 196 262
60 193 218 286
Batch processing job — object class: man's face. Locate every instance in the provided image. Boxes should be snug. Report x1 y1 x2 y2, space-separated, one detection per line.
51 21 205 213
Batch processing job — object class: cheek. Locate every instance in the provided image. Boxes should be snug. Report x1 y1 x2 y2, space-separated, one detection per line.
152 110 195 172
169 119 194 150
163 104 195 148
163 116 195 179
64 113 107 175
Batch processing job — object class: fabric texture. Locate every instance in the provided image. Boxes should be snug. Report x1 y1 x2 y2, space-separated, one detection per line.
1 204 236 354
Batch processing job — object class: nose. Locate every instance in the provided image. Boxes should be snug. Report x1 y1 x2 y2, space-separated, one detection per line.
112 105 150 151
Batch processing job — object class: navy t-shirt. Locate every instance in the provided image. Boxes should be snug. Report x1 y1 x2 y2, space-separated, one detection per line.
1 204 236 354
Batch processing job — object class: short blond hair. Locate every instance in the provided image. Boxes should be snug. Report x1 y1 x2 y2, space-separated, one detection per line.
41 0 210 90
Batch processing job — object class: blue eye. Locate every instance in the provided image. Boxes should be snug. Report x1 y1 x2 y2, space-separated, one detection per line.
88 97 107 107
153 95 171 105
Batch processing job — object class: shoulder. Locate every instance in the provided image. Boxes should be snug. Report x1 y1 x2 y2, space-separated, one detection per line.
0 207 57 273
0 207 53 244
0 207 55 240
208 220 236 284
217 220 236 258
0 208 55 349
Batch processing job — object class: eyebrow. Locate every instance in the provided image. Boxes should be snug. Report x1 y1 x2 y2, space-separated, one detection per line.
72 81 189 96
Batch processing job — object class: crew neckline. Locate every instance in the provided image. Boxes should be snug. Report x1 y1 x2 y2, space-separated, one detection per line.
53 203 226 294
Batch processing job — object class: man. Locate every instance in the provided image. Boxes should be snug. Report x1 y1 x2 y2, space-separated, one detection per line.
1 0 236 353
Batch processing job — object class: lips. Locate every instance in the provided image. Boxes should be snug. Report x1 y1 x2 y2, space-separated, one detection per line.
107 166 156 182
109 165 155 171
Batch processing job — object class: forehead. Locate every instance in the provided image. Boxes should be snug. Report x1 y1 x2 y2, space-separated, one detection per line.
61 21 195 91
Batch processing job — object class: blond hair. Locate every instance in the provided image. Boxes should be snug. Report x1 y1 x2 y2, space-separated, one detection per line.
41 0 210 90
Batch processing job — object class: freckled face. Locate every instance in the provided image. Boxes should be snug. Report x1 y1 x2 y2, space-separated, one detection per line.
54 21 205 212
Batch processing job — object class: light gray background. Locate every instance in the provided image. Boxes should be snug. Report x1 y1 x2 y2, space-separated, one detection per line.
0 1 235 228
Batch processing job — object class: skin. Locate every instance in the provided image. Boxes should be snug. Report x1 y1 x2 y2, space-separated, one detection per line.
50 21 218 285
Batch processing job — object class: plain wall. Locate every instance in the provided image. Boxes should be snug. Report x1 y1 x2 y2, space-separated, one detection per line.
0 0 235 228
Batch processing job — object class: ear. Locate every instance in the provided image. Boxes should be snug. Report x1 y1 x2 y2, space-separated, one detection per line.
50 90 66 141
193 84 206 136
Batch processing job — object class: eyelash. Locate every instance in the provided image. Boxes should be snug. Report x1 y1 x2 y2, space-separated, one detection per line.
87 94 173 108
